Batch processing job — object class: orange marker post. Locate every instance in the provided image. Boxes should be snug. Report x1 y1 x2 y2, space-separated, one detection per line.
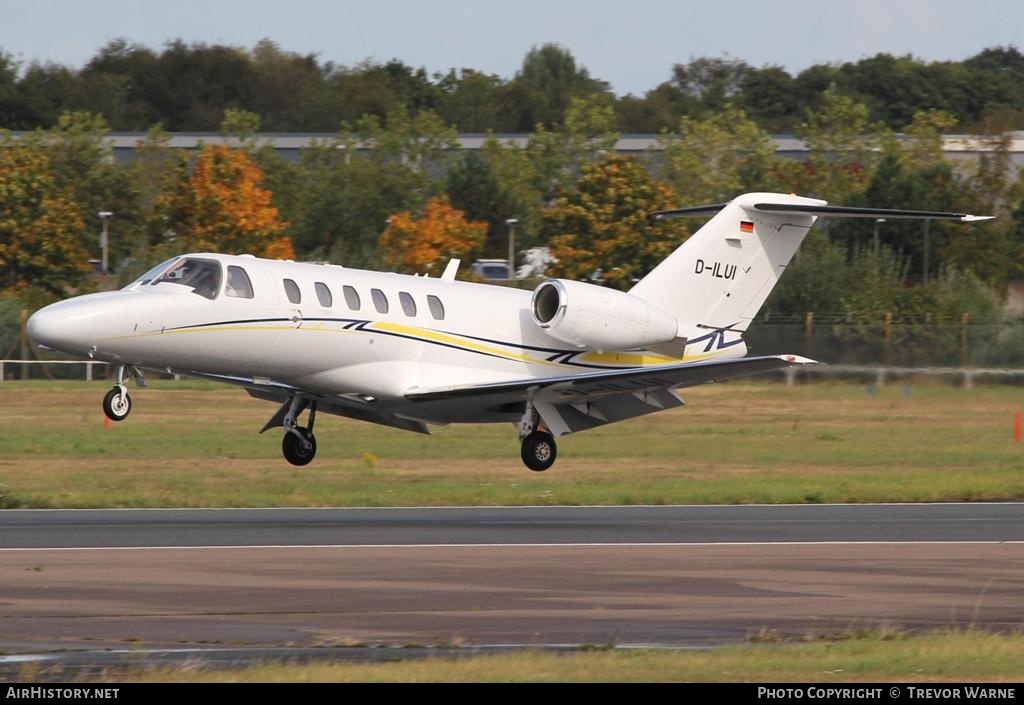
1015 411 1022 443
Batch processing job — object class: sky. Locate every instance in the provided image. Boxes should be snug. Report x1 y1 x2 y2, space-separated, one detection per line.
2 0 1021 96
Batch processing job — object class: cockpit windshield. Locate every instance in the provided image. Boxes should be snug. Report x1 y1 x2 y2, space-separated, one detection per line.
151 258 223 300
122 257 181 289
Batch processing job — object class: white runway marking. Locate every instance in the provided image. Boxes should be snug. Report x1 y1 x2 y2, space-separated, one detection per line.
1 540 1022 552
7 501 1024 511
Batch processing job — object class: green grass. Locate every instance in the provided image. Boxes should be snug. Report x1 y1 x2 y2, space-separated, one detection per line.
1 379 1023 507
100 630 1024 683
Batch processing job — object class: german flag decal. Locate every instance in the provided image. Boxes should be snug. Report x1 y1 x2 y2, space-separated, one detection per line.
740 221 754 234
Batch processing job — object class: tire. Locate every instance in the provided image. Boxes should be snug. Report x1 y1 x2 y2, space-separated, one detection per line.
521 431 557 472
282 427 317 466
102 387 132 421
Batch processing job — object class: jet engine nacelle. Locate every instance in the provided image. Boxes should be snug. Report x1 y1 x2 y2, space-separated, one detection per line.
531 279 679 352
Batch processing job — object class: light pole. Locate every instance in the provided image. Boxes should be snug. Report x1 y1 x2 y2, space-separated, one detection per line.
98 211 113 276
505 218 518 282
872 218 886 257
923 219 931 285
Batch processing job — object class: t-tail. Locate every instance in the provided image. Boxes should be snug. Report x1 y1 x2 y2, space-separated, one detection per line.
628 192 993 358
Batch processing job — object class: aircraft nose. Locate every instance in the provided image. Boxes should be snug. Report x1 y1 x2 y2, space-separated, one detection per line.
27 294 125 357
27 304 62 350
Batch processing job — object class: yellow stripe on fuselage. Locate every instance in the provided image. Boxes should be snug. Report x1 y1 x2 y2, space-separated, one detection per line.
371 321 561 367
109 318 730 370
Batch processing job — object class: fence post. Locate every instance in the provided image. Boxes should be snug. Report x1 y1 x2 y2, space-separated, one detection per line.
960 313 970 367
804 312 814 356
883 312 893 367
19 309 29 380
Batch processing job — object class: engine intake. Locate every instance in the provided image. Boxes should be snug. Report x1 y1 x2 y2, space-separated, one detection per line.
531 279 679 352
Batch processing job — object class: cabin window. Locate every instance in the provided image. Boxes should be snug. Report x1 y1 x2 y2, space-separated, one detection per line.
314 282 333 308
283 278 301 304
343 285 361 310
225 266 254 299
399 292 417 317
371 288 389 314
152 257 222 300
426 294 445 320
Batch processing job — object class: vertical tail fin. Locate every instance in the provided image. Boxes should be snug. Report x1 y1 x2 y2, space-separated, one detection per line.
629 192 822 334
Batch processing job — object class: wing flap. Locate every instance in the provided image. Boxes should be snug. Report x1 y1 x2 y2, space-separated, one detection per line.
535 387 685 437
245 386 431 435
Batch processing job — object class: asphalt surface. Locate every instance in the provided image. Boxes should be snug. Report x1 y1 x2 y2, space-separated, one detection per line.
3 503 1024 548
2 504 1022 679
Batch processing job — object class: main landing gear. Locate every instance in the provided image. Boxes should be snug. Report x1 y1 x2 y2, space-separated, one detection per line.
101 365 145 422
518 399 557 472
281 396 318 466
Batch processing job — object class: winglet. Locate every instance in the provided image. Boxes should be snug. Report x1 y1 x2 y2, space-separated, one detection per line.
441 258 460 281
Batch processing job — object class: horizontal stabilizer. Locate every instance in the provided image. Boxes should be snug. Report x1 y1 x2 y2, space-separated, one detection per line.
750 203 993 222
652 202 993 223
651 203 729 220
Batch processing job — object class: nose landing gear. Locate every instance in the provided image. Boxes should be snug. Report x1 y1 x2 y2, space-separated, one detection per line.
101 365 145 422
102 385 131 421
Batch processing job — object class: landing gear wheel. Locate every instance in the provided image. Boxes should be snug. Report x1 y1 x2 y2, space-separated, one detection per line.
521 431 557 472
282 427 317 466
102 387 132 421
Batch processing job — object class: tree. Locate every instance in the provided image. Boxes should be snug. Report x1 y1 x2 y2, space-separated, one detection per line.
738 65 799 132
0 142 91 298
899 110 958 171
283 107 457 266
510 44 612 129
379 195 487 274
853 152 960 281
248 39 334 132
30 112 137 258
542 155 687 290
326 59 440 126
943 130 1024 283
656 105 781 204
445 152 518 258
435 68 512 132
669 57 753 115
526 94 620 202
791 88 887 203
151 144 293 258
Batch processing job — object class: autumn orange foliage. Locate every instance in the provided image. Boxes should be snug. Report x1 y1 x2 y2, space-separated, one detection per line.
0 146 91 296
379 195 487 273
155 144 294 259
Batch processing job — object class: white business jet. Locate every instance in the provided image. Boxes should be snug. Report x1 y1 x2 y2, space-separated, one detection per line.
28 193 990 471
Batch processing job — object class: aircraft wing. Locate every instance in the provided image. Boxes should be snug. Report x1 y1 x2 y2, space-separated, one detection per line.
406 354 814 436
167 368 431 435
406 354 813 402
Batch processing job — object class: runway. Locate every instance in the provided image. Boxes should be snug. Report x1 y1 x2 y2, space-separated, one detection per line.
2 504 1022 676
4 502 1024 548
